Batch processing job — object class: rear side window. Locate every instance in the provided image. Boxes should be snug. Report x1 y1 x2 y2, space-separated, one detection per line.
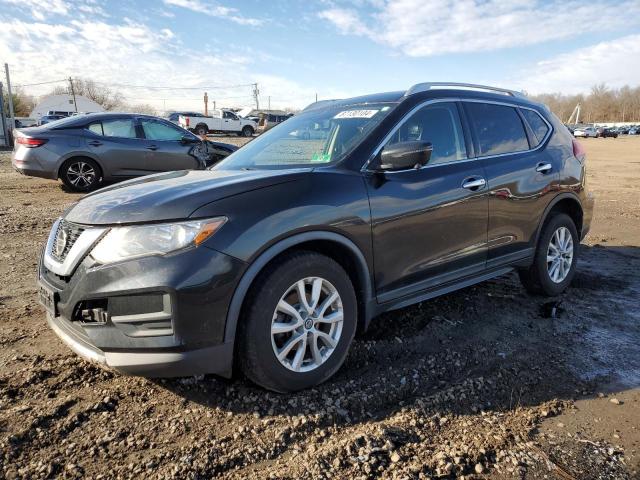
88 119 137 138
466 103 529 156
520 108 550 146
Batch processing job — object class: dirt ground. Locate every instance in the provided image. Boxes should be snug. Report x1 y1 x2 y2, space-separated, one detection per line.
0 136 639 479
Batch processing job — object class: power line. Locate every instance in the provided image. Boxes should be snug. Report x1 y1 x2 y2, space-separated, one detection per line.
13 78 67 87
92 80 256 91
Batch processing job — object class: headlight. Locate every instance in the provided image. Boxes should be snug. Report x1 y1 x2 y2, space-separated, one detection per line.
89 217 227 265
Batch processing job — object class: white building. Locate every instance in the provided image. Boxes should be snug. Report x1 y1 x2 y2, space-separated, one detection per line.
31 94 105 119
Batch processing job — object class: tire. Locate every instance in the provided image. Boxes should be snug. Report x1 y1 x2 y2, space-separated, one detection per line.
195 124 208 136
518 213 579 296
238 251 357 392
241 126 254 137
60 158 102 192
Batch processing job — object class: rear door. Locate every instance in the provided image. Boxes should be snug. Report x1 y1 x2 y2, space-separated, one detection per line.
85 117 147 177
366 101 489 302
139 118 200 171
464 101 558 266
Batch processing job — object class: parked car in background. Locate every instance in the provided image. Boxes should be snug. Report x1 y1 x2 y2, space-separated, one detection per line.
256 112 293 134
12 113 237 192
629 127 639 135
573 126 597 138
167 111 203 124
596 127 618 138
37 82 593 392
38 114 67 126
179 109 256 137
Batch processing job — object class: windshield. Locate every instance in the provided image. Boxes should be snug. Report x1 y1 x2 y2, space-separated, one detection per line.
212 102 397 170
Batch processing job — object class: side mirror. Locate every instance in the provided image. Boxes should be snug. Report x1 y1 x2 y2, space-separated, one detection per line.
379 141 432 171
181 135 199 144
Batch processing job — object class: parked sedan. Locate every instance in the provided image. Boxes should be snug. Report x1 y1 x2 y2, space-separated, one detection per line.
12 113 237 192
573 127 597 138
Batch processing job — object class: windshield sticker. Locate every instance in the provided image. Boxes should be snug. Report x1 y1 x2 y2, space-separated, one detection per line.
311 152 331 163
334 109 379 119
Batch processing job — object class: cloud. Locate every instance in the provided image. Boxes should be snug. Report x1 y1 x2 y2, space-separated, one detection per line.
513 34 640 94
2 0 70 20
317 8 371 36
163 0 264 26
0 17 314 110
318 0 640 57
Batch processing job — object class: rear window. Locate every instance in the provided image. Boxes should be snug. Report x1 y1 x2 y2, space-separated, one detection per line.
520 108 550 146
465 103 529 156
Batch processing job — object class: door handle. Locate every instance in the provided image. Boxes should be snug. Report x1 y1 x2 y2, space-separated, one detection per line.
146 145 158 151
88 140 102 147
536 162 552 173
462 177 486 190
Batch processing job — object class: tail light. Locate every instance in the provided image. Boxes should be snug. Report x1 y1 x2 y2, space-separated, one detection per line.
16 137 48 148
572 138 586 163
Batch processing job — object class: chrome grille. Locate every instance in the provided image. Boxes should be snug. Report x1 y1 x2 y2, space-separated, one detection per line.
51 220 85 262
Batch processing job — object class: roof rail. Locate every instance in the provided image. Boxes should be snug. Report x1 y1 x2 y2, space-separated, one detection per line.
405 82 526 98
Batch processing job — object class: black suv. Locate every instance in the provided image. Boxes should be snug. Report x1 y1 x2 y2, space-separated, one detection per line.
39 83 594 392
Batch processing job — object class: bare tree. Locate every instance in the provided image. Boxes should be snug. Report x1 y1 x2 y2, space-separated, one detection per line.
50 78 124 111
530 84 640 123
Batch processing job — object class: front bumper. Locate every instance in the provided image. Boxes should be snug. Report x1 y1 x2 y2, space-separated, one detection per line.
47 312 234 377
39 242 246 378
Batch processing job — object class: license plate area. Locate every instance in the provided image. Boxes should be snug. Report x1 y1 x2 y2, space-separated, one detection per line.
39 284 57 316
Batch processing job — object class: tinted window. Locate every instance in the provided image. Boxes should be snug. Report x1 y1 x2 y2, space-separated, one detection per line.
520 108 550 146
466 103 529 155
386 102 467 165
100 119 137 138
141 119 185 141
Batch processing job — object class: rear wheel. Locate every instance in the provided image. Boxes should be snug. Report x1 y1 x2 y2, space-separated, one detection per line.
195 124 208 136
239 251 357 392
60 158 102 192
519 213 579 296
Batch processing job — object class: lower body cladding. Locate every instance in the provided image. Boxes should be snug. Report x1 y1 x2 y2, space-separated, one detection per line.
38 244 246 377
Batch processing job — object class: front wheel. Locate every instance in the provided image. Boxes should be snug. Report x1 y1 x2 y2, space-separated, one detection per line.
60 158 102 192
519 213 579 296
241 126 254 137
238 251 357 392
195 124 208 136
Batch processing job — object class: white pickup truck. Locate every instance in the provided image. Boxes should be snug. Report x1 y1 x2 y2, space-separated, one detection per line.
179 109 257 137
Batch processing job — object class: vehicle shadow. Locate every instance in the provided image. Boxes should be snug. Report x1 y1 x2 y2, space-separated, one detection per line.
155 244 640 424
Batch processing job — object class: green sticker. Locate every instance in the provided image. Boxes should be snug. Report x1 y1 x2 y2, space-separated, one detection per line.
311 152 331 163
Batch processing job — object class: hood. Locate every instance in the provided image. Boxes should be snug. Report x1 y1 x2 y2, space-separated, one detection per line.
64 169 305 225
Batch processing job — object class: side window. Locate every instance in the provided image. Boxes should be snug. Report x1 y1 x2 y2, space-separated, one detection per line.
386 102 467 165
520 108 550 147
465 103 529 156
101 119 137 138
87 122 103 135
141 119 185 141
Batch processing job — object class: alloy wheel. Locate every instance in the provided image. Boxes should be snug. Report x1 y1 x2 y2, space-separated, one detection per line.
546 226 574 283
66 162 96 189
270 276 344 373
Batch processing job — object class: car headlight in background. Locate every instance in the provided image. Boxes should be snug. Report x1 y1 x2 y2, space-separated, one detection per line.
89 217 227 265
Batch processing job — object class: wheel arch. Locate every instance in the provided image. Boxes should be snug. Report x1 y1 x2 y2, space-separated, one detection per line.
534 193 584 246
223 231 374 346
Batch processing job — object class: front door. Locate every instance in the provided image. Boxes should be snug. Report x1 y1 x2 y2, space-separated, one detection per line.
139 118 200 171
365 101 489 303
222 111 241 133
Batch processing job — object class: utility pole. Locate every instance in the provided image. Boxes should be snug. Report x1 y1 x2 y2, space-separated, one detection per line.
213 100 216 110
68 77 78 112
315 93 318 103
4 64 15 123
0 82 8 147
204 91 209 116
252 83 259 110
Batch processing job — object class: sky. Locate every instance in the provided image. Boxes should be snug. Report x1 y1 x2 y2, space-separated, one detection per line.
1 0 639 112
